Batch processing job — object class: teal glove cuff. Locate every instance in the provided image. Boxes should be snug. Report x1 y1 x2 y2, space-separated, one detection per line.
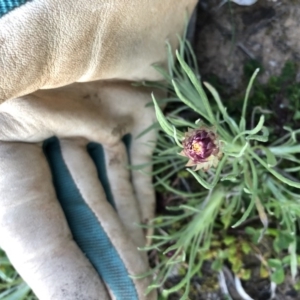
0 0 30 17
43 137 138 300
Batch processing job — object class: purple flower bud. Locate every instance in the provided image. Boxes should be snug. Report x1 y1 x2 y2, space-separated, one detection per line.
179 127 222 171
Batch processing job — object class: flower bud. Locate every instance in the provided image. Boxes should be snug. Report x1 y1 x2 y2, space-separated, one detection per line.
179 127 222 171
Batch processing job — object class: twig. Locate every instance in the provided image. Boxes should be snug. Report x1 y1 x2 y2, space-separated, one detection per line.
218 270 233 300
234 276 254 300
238 43 256 60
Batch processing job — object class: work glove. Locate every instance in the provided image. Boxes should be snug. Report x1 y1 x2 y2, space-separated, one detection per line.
0 0 197 299
0 81 161 299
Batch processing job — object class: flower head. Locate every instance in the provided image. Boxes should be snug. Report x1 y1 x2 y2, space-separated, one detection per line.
179 126 222 171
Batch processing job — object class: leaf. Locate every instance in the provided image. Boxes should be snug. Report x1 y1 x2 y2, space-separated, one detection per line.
166 41 175 78
136 122 159 139
240 68 260 131
188 154 227 189
233 115 265 143
232 259 243 273
232 195 255 228
293 110 300 120
271 267 285 285
270 145 300 155
255 146 277 167
268 259 282 269
172 126 183 147
152 94 174 136
228 244 237 256
203 81 239 135
282 255 291 265
260 265 269 279
273 232 294 252
245 227 256 235
239 269 251 280
224 236 236 246
246 127 269 142
289 241 298 281
255 196 268 242
245 227 261 244
218 250 229 259
247 115 265 136
241 242 252 255
155 177 206 198
221 212 232 228
175 50 215 123
187 169 214 189
211 258 224 271
172 80 204 117
0 283 31 300
250 150 300 189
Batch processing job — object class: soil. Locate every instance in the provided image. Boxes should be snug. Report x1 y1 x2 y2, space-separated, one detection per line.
162 1 300 299
194 0 300 92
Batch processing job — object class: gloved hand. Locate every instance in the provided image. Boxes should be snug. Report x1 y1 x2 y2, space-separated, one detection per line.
0 0 197 299
0 81 162 300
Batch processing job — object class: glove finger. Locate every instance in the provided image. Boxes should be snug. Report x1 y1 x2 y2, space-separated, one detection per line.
0 141 110 300
130 128 157 229
94 81 161 237
87 139 146 255
49 137 155 300
99 82 161 241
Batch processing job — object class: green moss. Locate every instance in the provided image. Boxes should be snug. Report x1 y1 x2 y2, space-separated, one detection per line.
225 60 300 142
244 59 264 80
280 61 297 83
253 61 299 106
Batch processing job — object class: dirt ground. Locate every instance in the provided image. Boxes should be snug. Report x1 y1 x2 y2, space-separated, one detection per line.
163 1 300 299
195 0 300 93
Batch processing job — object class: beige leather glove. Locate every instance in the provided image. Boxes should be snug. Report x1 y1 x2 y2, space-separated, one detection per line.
0 0 197 299
0 82 161 300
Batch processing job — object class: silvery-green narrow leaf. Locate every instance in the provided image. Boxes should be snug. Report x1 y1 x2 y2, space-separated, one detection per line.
187 169 214 189
247 116 266 135
250 150 300 189
1 283 31 300
135 122 159 139
232 195 255 228
155 177 206 197
175 50 215 124
255 196 268 242
152 94 174 136
269 145 300 155
255 146 277 167
233 115 265 143
172 79 205 117
240 68 260 131
289 241 298 281
204 81 239 135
